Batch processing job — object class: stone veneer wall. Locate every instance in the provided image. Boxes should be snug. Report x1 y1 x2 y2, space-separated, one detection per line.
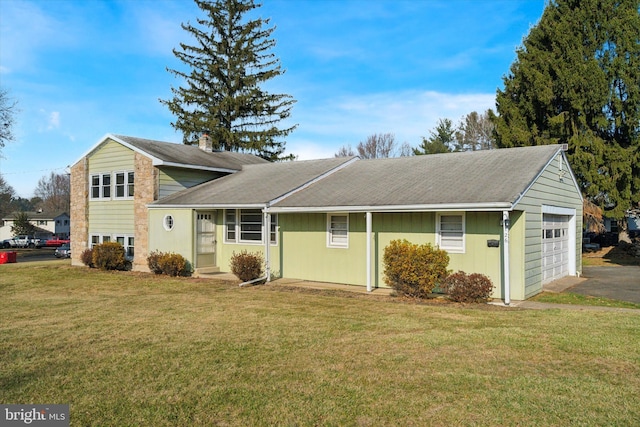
70 159 88 266
133 153 156 272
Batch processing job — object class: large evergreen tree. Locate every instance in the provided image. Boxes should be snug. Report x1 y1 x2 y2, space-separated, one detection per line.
493 0 640 218
161 0 296 161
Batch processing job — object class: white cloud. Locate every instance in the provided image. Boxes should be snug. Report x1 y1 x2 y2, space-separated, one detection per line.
48 111 60 130
285 90 496 159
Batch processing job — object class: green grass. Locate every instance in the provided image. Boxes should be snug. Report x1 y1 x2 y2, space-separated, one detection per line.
531 291 640 309
1 263 639 426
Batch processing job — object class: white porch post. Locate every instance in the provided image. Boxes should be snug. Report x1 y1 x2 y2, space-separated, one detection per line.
264 210 271 283
502 210 511 305
366 211 372 292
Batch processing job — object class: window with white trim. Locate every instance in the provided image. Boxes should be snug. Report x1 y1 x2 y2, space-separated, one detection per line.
115 171 134 198
90 173 111 199
116 235 135 259
224 209 277 244
90 234 111 248
437 213 465 252
327 213 348 248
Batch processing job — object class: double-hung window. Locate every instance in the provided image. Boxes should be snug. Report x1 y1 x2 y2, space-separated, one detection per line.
224 209 277 244
90 234 111 248
115 171 134 198
327 214 348 248
116 235 135 259
437 213 465 253
90 173 111 199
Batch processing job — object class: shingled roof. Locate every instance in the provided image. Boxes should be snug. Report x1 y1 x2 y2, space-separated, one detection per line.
76 134 269 172
272 145 564 211
150 145 567 212
152 156 357 207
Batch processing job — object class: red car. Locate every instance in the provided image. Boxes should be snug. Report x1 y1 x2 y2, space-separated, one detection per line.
45 238 70 247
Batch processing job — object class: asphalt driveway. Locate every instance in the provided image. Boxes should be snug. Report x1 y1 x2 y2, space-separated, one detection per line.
569 265 640 303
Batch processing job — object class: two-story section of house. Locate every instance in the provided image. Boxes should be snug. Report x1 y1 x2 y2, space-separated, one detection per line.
70 134 268 271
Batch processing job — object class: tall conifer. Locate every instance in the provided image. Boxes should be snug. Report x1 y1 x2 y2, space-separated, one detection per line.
161 0 296 161
493 0 640 218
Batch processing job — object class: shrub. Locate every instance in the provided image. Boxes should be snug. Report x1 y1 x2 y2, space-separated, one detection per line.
442 271 494 303
80 248 94 268
230 250 264 282
383 239 450 298
147 251 163 274
92 242 126 271
147 251 191 276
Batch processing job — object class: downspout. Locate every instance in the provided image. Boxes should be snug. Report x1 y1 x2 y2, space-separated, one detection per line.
264 210 271 283
239 208 271 287
366 211 372 292
502 210 511 305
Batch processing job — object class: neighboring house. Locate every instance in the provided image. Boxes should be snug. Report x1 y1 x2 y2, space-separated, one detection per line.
0 211 70 241
71 136 583 302
69 134 268 270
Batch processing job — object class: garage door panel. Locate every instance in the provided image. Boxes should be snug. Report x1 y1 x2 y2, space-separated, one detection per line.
542 214 570 284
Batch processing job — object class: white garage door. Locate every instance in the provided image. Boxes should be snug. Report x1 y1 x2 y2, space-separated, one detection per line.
542 214 570 283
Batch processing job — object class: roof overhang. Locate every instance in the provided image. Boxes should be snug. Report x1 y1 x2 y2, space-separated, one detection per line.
267 202 514 214
72 133 239 174
147 203 267 210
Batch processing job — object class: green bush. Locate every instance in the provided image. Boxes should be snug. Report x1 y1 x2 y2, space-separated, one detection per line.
442 271 494 303
92 242 126 271
230 250 264 282
80 248 94 268
383 239 450 298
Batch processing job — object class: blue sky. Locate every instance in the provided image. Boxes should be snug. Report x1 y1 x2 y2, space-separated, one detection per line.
0 0 545 198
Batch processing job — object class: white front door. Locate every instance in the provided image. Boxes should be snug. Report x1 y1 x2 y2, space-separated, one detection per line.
542 214 570 283
196 211 216 268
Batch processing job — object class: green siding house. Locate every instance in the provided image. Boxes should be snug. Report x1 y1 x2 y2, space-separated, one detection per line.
72 135 583 302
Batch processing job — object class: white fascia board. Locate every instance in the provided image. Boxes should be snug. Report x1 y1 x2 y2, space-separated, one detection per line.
72 133 159 166
147 203 266 210
158 161 238 174
267 202 513 214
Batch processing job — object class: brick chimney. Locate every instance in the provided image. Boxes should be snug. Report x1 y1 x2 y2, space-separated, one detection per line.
199 133 212 152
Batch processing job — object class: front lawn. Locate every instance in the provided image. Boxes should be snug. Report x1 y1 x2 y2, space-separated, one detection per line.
1 264 639 426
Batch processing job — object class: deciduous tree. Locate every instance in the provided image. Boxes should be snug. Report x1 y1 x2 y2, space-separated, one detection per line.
34 172 70 214
161 0 297 161
0 174 16 219
492 0 640 218
335 133 411 159
0 87 18 153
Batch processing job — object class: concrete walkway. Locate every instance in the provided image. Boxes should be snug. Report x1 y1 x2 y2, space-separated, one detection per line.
202 271 639 313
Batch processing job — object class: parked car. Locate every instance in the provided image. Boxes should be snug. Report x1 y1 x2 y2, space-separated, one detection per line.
2 235 44 248
54 244 71 258
45 238 71 247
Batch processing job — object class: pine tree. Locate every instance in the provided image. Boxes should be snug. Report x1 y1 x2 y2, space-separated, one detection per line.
413 118 456 155
493 0 640 219
161 0 296 161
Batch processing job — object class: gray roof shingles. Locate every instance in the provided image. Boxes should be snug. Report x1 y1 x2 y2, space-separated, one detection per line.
151 144 562 209
153 157 356 206
114 135 269 171
273 145 562 209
